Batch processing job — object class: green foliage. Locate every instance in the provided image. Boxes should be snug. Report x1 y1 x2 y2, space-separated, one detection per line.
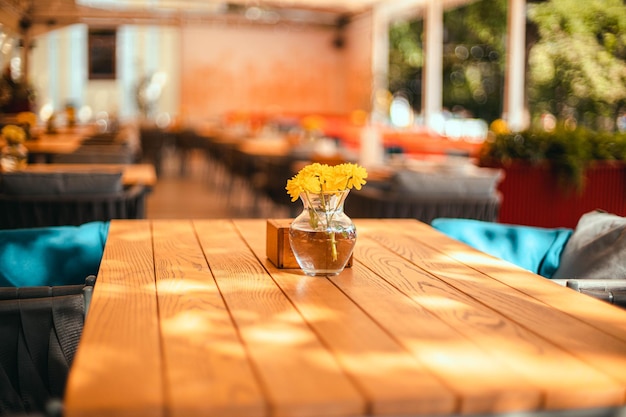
388 19 424 105
527 0 626 129
480 126 626 191
389 0 626 130
388 0 507 121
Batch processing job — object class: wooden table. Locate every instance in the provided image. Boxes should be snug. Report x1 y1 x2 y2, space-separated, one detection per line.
0 125 97 161
24 163 157 188
25 127 95 155
64 219 626 417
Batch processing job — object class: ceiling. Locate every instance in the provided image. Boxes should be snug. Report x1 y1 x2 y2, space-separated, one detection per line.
0 0 476 37
1 0 381 33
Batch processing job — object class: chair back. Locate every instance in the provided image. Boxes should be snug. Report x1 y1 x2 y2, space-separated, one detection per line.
0 184 147 229
0 276 95 416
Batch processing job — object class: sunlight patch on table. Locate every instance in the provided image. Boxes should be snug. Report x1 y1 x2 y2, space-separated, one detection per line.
245 323 315 346
445 250 503 266
412 295 467 310
157 278 218 294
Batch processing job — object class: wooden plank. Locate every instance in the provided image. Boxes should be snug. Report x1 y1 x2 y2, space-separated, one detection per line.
23 132 85 154
193 219 363 417
360 220 626 411
333 222 542 415
152 220 266 417
410 221 626 342
234 219 457 417
64 220 163 417
119 163 157 187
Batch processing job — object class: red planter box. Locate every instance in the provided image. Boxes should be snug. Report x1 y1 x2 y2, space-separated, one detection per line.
488 162 626 228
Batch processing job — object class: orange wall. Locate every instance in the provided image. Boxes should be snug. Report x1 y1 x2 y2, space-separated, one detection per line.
344 12 374 115
179 20 372 124
25 17 374 125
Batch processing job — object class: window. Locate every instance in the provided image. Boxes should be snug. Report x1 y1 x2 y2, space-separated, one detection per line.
88 28 116 80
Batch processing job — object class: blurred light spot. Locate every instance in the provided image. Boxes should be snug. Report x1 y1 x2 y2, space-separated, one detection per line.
445 118 488 142
78 105 93 123
450 70 465 87
246 324 313 345
541 113 556 131
156 112 171 128
454 45 469 60
389 95 414 128
470 45 484 59
245 7 262 20
1 38 13 55
472 88 487 104
430 113 447 135
152 71 167 86
39 102 54 122
10 57 21 80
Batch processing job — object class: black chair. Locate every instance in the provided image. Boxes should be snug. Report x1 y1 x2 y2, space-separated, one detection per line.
0 184 148 229
175 128 208 176
552 279 626 309
139 127 174 177
254 155 300 216
346 186 501 224
0 276 96 417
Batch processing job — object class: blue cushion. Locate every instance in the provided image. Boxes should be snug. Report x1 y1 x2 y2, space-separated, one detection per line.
431 218 573 278
0 221 110 287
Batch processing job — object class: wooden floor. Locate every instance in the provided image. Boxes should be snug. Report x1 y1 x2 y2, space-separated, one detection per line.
145 148 291 219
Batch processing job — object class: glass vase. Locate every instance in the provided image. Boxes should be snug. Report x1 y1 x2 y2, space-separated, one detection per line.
0 143 28 172
289 190 356 277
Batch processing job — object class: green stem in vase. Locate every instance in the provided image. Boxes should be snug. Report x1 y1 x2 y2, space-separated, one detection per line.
304 191 339 262
329 229 338 261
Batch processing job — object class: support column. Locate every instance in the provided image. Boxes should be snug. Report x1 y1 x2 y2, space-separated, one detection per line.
503 0 527 131
422 0 443 132
371 0 427 122
21 31 30 81
370 6 389 122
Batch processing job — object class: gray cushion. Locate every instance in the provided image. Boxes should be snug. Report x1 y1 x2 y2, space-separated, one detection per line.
1 171 123 195
552 210 626 279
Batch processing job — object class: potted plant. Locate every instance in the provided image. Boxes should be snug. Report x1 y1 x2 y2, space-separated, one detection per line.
477 124 626 228
286 162 368 276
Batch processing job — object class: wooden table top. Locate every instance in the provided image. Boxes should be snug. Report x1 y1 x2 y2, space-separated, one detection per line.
0 125 97 155
0 133 83 155
26 130 92 154
24 163 157 187
64 219 626 417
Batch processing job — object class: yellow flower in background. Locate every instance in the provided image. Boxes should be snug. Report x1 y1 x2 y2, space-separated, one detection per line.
490 119 510 135
16 112 37 128
300 115 325 132
286 162 368 202
350 109 369 126
2 124 26 145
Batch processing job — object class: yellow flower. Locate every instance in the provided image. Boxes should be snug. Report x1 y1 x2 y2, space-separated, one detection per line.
490 119 510 135
16 112 37 128
2 124 26 145
335 163 368 191
287 162 367 262
301 115 325 132
286 162 368 202
350 109 368 126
